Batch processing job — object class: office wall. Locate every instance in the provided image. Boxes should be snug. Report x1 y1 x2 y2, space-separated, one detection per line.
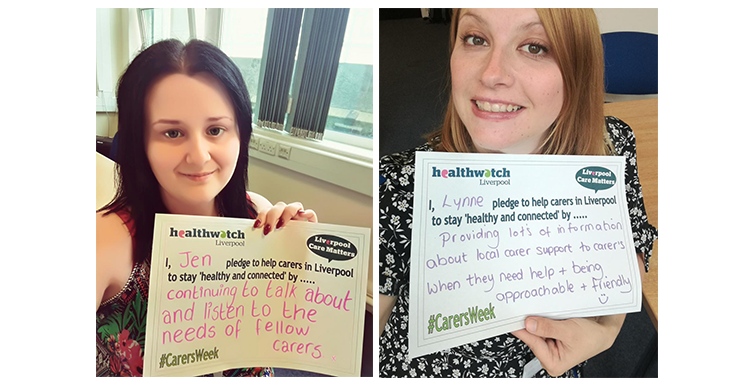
247 158 374 302
96 112 118 137
595 8 658 34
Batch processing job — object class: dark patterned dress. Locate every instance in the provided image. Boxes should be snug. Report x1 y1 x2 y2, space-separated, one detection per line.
379 117 658 377
96 208 273 377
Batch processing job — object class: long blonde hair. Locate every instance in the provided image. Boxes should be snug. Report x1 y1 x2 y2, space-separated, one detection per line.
433 8 610 156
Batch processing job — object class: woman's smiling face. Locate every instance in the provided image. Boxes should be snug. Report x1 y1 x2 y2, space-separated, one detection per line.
450 8 564 154
144 73 240 213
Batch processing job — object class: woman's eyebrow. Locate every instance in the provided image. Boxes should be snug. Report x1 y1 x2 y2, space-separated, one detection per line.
151 116 233 126
459 12 543 34
206 116 233 122
152 119 181 126
459 12 487 27
518 21 544 32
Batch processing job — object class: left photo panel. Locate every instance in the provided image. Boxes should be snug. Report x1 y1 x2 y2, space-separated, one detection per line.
96 8 374 377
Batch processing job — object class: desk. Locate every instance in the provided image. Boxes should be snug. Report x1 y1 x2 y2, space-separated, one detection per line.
603 98 658 331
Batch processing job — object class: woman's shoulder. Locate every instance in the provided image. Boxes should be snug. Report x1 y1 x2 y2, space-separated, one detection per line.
96 210 133 252
379 142 434 175
605 116 636 154
246 191 272 213
96 210 135 309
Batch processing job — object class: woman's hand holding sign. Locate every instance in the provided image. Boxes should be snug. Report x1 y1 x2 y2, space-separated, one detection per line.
512 314 625 377
512 253 645 376
251 195 319 236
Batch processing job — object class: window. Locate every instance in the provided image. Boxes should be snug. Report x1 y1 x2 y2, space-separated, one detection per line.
137 8 373 148
139 8 160 46
324 9 374 147
220 9 269 114
138 8 192 48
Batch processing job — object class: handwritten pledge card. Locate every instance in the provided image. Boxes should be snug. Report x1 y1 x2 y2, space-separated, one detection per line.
409 152 641 358
143 214 370 377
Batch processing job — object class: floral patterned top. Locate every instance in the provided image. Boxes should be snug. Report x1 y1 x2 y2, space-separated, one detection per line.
379 116 658 377
96 207 272 377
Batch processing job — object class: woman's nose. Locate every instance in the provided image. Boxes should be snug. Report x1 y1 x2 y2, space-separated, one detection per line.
480 48 515 89
185 136 211 165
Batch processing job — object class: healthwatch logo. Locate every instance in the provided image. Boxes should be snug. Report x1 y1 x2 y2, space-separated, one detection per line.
431 166 510 179
169 227 245 239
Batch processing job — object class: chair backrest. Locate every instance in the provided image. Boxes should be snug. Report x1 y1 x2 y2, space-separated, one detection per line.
110 131 119 162
96 152 118 210
601 31 658 95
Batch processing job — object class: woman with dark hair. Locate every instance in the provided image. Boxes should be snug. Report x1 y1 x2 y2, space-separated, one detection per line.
96 39 316 377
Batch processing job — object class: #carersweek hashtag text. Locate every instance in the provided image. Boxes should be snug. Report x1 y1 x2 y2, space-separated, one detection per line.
427 303 496 334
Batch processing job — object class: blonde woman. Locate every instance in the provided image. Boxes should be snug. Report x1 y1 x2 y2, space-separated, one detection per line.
379 9 657 377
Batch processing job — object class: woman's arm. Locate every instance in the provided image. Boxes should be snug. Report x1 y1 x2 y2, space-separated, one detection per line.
638 253 646 280
513 312 626 377
377 153 417 338
511 252 647 376
509 118 655 376
379 294 397 336
606 117 658 271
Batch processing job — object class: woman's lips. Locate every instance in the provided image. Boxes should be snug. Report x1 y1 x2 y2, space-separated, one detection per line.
471 99 525 120
180 170 216 182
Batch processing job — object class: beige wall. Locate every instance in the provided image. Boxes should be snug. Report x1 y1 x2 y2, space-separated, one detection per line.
247 158 374 304
96 8 129 138
96 112 118 137
97 8 132 94
595 8 658 34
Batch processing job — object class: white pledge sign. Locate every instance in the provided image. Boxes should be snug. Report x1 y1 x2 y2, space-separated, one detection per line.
144 214 370 377
409 152 641 358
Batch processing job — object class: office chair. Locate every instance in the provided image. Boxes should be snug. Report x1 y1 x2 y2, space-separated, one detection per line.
601 32 658 95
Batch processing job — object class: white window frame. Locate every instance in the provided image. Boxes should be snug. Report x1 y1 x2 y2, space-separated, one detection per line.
95 9 117 112
282 8 374 151
224 8 373 196
136 8 199 49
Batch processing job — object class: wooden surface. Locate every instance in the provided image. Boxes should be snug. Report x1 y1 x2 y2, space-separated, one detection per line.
604 98 658 331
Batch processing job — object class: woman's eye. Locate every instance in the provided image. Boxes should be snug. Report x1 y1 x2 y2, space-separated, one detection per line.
465 35 488 46
521 43 549 55
207 127 225 136
165 130 182 139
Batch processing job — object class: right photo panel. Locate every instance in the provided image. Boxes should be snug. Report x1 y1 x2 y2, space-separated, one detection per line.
378 8 658 378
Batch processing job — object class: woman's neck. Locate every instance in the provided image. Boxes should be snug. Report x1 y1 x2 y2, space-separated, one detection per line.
160 190 219 217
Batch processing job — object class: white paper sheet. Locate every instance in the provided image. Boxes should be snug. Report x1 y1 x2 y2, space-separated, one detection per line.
409 152 641 358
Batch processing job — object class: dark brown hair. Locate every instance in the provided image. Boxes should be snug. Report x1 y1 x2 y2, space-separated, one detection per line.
100 39 256 263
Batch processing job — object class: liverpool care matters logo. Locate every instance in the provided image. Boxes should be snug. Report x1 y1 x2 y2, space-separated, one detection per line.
306 234 357 262
575 166 616 193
